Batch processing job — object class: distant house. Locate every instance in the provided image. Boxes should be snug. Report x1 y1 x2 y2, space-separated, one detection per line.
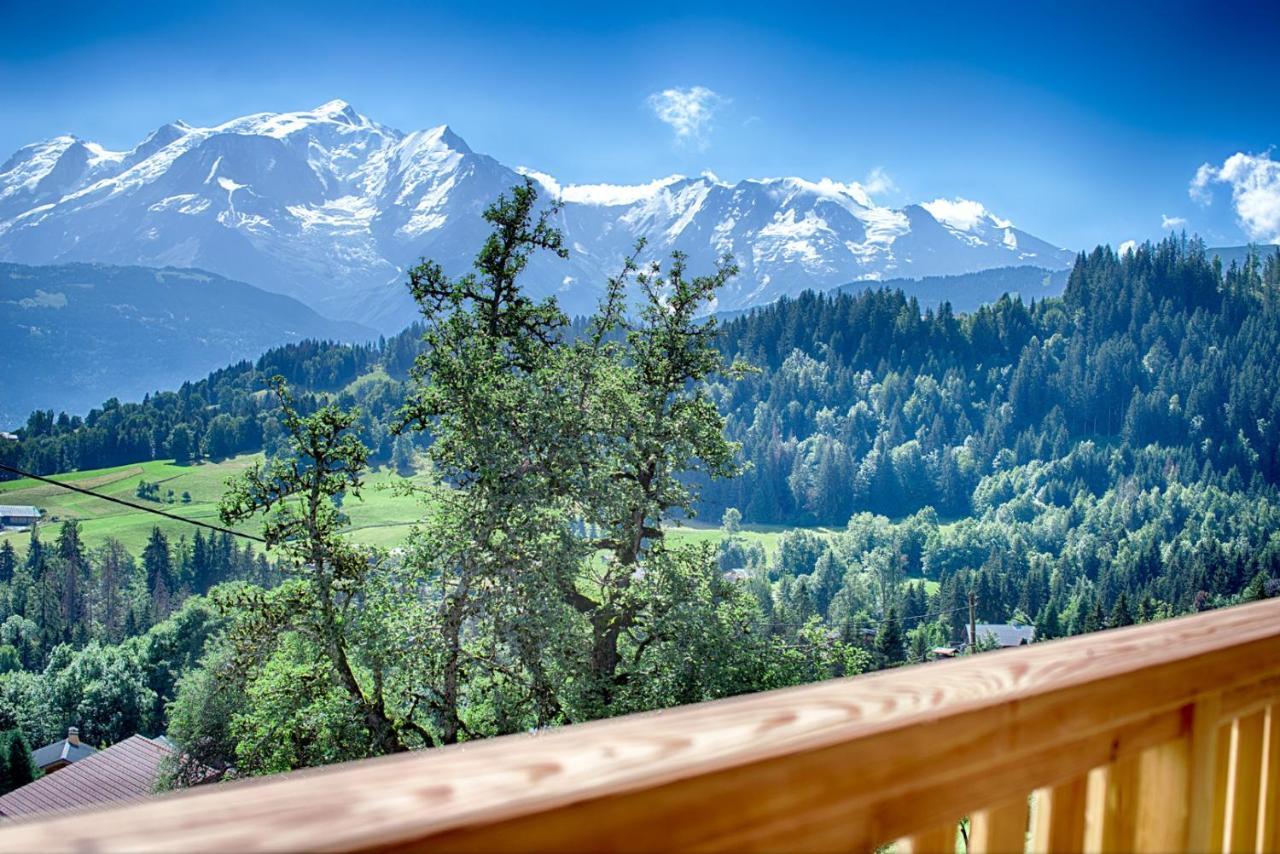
967 623 1036 649
0 505 41 530
0 432 17 441
0 735 177 820
31 727 97 774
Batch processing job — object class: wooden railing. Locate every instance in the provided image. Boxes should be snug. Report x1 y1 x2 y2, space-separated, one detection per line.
3 598 1280 852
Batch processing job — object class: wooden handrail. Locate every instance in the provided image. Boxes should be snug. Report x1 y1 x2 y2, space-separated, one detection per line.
4 598 1280 852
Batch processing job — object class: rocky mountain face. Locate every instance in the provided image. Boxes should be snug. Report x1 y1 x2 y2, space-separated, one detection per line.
0 101 1074 333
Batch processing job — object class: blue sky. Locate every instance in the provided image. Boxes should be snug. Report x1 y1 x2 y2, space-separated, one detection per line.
3 0 1278 250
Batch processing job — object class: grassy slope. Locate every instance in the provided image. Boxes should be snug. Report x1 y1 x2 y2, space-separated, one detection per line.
0 455 829 560
0 454 432 556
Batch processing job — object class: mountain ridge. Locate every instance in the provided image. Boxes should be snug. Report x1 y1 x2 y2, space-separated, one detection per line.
0 100 1076 333
0 102 1080 332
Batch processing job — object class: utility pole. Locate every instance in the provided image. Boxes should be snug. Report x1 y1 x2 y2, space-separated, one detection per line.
968 590 978 654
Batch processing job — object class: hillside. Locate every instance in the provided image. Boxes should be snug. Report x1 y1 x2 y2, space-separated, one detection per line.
0 262 375 428
834 265 1070 311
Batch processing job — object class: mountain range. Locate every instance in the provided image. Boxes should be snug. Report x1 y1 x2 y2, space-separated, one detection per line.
0 100 1075 333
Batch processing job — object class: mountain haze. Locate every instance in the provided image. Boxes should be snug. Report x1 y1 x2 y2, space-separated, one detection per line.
0 101 1075 333
0 262 375 427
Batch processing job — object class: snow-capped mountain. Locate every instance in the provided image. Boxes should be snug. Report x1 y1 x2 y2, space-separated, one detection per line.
0 100 1074 333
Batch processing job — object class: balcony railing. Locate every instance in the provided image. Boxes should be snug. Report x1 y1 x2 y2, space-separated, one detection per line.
2 598 1280 852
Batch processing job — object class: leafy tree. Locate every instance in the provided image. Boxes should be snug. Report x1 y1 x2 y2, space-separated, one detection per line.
219 379 416 755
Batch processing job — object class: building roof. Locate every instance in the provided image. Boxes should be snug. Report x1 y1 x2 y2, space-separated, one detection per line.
0 505 40 517
0 735 174 820
967 623 1036 647
31 732 97 770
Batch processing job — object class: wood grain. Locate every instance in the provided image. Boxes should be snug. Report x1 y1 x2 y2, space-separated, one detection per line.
969 797 1027 853
1186 694 1224 852
1083 754 1139 852
1132 737 1189 852
1030 776 1087 853
1258 704 1280 854
1225 710 1266 853
1 599 1279 853
903 823 956 853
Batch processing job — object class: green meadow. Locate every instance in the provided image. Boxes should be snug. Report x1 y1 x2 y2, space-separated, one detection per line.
0 455 829 560
0 454 431 556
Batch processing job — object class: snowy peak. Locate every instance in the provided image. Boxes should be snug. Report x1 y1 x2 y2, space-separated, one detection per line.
0 101 1074 333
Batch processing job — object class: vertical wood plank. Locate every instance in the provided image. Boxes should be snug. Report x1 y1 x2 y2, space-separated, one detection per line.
1030 776 1087 853
970 797 1028 853
1225 709 1266 853
1258 704 1280 854
1187 694 1225 853
904 822 956 853
1133 737 1189 852
1084 755 1140 852
1210 722 1231 853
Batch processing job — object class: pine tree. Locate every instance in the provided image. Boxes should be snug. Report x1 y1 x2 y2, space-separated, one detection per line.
56 520 89 634
875 607 905 666
142 528 174 619
0 540 15 584
1110 592 1134 628
0 730 38 794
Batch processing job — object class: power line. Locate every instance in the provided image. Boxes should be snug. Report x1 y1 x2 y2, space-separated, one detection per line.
0 461 266 543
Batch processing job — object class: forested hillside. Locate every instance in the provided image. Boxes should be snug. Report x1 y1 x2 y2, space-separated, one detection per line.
3 211 1279 784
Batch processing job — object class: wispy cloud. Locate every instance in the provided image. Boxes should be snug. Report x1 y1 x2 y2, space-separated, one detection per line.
1161 214 1187 230
1189 151 1280 242
1118 239 1138 257
862 166 896 196
647 86 727 148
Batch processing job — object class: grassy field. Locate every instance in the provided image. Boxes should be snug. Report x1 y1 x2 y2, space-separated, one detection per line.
0 455 836 561
0 454 432 556
664 518 842 561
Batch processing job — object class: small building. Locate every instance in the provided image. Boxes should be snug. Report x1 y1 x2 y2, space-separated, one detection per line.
930 647 959 659
0 432 17 442
0 505 41 530
967 623 1036 649
0 735 176 820
31 727 97 774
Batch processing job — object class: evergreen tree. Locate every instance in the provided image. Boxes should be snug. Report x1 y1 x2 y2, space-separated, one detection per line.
875 607 905 666
1110 592 1134 628
0 730 38 795
0 540 15 584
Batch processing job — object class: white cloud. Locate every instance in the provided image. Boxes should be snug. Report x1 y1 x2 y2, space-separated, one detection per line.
515 167 562 197
862 166 896 197
921 197 997 232
1161 214 1187 230
1118 239 1138 256
1188 151 1280 242
647 86 727 148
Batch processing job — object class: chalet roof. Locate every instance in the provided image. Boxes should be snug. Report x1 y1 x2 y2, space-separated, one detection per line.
967 623 1036 647
0 735 173 820
30 732 97 770
0 506 40 517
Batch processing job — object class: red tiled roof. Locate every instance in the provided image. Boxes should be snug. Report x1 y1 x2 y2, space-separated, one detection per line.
0 735 173 820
